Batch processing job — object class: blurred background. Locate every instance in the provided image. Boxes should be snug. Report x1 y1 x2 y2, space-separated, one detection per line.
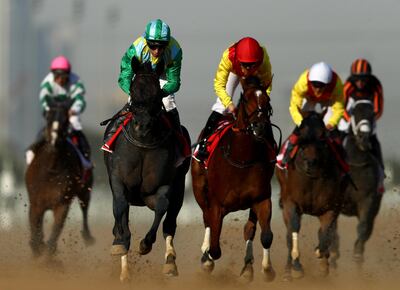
1 0 400 196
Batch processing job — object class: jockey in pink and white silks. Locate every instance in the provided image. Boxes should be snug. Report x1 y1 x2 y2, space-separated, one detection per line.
26 55 91 165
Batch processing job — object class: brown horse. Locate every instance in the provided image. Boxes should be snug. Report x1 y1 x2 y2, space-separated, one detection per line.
191 76 277 282
276 110 344 280
25 99 94 258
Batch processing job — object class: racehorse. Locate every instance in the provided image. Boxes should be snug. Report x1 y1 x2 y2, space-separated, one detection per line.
191 76 277 282
331 99 382 265
276 110 344 279
25 99 95 258
103 57 191 282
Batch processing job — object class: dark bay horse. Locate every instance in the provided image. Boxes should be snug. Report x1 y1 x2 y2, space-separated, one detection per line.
331 99 382 265
25 99 94 258
276 110 344 279
191 76 277 282
103 57 191 281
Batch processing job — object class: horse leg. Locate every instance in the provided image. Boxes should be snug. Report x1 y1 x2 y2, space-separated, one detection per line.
282 201 303 280
110 178 131 255
140 185 170 255
329 219 340 269
239 209 257 282
47 203 70 256
29 205 46 257
354 197 381 265
77 190 95 246
315 210 338 277
254 199 276 282
200 206 222 273
161 179 185 277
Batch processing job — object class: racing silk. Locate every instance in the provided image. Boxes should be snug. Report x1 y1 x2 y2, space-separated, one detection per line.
289 69 344 127
39 72 86 114
118 36 182 96
214 44 272 108
343 75 383 121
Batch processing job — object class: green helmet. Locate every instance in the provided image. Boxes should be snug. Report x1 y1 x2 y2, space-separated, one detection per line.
144 19 170 42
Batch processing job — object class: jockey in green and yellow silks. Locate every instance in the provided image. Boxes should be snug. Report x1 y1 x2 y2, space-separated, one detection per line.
102 19 184 153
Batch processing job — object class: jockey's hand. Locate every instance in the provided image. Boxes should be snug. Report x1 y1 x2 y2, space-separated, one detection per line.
227 103 236 115
69 109 77 116
326 124 335 131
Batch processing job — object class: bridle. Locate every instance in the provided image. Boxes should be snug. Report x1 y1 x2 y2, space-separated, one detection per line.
350 99 374 136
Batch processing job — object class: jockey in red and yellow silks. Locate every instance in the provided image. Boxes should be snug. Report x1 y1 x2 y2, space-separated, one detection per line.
277 62 347 171
193 37 273 162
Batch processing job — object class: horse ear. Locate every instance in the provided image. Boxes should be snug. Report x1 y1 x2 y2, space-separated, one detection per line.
131 56 141 72
154 59 165 77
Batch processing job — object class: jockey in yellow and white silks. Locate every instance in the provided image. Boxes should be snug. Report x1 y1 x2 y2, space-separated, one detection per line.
277 62 346 170
194 37 273 161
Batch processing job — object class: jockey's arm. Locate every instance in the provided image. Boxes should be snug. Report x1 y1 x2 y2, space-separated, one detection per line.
214 49 234 108
118 44 137 96
374 79 384 120
162 49 182 96
289 71 308 126
70 79 86 114
39 82 52 112
327 79 345 127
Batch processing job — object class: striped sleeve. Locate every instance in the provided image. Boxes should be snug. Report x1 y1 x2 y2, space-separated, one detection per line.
374 80 384 120
70 80 86 113
342 80 353 121
118 42 138 96
39 81 53 111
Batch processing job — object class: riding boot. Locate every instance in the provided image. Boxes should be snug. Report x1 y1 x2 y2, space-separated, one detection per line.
103 103 130 142
195 111 223 161
281 127 300 166
73 130 91 160
166 108 182 133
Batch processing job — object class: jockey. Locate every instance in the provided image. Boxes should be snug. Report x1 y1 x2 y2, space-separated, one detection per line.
277 62 346 169
102 19 183 152
195 37 273 161
27 55 90 162
342 58 384 169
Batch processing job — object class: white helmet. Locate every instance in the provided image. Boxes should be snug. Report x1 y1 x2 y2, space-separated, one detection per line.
308 62 333 84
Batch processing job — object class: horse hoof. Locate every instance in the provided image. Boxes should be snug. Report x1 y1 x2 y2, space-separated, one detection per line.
163 262 179 277
120 271 131 283
110 245 128 256
282 270 293 282
239 264 254 283
84 235 96 247
353 253 364 265
138 239 152 255
291 268 304 279
262 267 276 282
201 252 215 274
317 257 329 277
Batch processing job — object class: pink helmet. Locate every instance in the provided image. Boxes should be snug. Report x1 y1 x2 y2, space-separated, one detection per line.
50 55 71 72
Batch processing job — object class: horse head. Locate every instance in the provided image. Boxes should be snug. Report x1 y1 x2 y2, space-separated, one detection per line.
295 109 328 177
44 98 74 147
236 76 272 140
349 99 375 151
128 57 164 137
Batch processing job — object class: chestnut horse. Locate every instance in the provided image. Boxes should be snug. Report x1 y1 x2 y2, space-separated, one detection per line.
331 99 382 265
191 76 277 282
276 110 344 280
103 57 191 281
25 99 94 258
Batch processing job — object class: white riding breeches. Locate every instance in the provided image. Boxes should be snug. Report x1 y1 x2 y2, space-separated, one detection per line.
211 73 240 114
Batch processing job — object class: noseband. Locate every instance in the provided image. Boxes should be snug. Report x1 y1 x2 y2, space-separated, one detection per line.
350 99 374 136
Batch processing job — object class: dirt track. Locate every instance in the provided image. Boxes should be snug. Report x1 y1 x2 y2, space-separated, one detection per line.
1 186 400 290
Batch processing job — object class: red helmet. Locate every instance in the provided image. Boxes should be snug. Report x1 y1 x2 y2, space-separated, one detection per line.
351 58 372 76
236 37 263 63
